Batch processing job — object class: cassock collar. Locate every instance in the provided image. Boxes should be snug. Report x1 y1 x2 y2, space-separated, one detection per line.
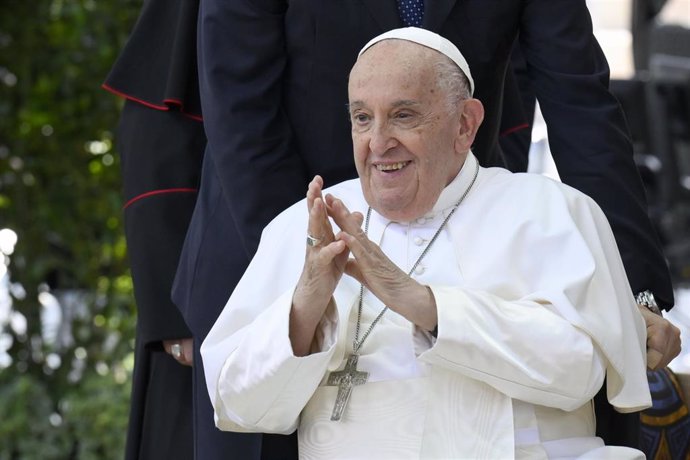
428 151 479 219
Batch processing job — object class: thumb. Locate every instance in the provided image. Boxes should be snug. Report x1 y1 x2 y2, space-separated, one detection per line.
344 259 365 285
647 348 664 370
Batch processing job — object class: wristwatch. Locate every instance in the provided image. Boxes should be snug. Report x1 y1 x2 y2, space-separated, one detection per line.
635 290 662 316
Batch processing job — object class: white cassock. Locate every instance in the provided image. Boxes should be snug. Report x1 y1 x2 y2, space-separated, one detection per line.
201 153 651 459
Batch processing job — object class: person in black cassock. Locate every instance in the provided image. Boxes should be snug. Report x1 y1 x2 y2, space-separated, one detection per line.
103 0 204 458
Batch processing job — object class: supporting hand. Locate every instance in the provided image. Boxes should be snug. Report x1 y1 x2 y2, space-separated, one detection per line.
638 306 682 370
163 338 194 366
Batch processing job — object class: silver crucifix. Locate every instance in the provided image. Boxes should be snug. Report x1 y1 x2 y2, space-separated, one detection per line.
326 354 369 421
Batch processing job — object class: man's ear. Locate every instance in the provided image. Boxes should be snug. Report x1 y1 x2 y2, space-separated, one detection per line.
455 98 484 153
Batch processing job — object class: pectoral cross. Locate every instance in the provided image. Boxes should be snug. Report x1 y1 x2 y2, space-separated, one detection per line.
326 354 369 421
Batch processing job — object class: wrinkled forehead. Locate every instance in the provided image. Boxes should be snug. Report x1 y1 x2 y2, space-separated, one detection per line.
349 40 437 86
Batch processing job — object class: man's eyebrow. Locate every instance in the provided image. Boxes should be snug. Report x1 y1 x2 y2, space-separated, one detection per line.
347 100 420 112
391 100 419 108
347 101 364 112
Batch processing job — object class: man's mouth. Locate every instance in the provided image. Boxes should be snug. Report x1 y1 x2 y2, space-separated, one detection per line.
376 161 410 172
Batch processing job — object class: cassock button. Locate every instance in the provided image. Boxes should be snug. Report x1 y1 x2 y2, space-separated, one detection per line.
414 265 425 275
413 236 424 246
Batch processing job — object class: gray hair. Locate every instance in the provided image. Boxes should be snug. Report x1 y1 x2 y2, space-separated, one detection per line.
434 54 472 112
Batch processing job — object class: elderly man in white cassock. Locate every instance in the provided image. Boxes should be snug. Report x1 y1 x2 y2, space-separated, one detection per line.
201 28 652 459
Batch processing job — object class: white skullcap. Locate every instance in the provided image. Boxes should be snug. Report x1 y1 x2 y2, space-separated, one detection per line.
358 27 475 95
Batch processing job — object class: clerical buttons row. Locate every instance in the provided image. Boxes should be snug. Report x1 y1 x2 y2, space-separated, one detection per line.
412 234 428 275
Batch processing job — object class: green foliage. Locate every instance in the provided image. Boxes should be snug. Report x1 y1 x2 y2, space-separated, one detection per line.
0 375 71 460
0 370 131 460
0 0 141 457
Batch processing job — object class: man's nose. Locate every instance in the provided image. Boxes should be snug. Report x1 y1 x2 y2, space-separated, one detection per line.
369 123 398 154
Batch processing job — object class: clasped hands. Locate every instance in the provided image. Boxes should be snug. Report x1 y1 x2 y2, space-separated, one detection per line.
289 176 437 356
289 177 684 368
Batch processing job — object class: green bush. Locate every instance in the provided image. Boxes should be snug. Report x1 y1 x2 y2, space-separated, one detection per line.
0 0 140 457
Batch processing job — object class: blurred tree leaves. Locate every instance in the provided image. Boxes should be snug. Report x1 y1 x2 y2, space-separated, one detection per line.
0 0 140 457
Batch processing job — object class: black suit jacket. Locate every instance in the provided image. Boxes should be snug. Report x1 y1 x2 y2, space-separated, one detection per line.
175 0 672 325
173 0 673 456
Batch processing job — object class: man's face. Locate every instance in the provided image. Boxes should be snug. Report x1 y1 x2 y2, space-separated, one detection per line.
348 40 467 222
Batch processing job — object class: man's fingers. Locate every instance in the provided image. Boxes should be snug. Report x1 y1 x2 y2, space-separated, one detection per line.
163 338 193 367
182 338 194 365
316 240 348 262
642 306 682 370
325 195 364 236
307 197 332 248
352 211 364 228
306 196 321 243
647 348 664 371
650 323 682 369
306 175 324 211
337 231 370 264
344 258 364 285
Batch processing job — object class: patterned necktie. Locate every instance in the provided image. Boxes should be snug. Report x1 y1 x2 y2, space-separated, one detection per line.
398 0 424 27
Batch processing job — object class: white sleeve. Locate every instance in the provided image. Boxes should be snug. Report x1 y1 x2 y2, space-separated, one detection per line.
200 199 340 433
420 286 605 411
418 180 649 413
211 290 339 433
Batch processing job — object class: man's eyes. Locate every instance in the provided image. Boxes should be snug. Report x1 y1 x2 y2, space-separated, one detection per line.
394 111 413 119
352 113 370 123
349 111 417 124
